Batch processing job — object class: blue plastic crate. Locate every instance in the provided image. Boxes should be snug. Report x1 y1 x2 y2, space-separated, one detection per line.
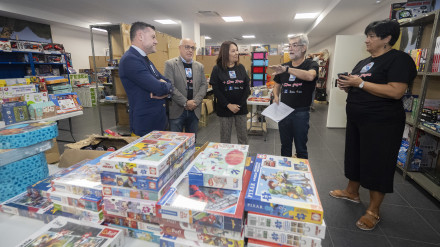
0 152 48 202
0 121 58 149
252 60 268 66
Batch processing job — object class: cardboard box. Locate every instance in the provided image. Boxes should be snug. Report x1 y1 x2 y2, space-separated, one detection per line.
45 138 60 164
60 135 138 168
203 98 214 114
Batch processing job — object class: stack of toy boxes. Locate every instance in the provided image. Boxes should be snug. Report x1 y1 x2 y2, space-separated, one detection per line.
99 131 196 244
251 52 268 87
0 159 90 222
244 154 325 247
157 142 250 247
16 216 125 247
46 157 105 223
0 121 57 202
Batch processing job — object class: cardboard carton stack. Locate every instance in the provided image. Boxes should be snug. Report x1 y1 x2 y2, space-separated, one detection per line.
157 142 250 247
99 131 196 244
244 154 325 247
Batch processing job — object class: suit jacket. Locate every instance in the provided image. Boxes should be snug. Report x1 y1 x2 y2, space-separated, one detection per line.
164 57 207 119
119 46 172 136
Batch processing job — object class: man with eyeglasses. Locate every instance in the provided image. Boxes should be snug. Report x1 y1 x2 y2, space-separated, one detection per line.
119 22 172 137
269 34 319 159
164 38 207 136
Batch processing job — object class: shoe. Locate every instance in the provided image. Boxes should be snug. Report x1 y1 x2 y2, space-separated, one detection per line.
329 189 361 203
356 210 381 231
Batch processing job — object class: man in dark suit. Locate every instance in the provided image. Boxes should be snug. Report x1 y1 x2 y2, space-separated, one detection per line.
164 38 207 135
119 22 172 136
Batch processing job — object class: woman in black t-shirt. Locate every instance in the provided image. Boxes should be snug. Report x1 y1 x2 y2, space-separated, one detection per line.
329 19 417 231
209 41 250 144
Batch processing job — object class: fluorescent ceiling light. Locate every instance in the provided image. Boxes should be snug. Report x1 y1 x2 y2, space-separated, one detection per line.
96 22 111 25
154 19 178 24
92 28 108 32
242 35 255 39
294 13 319 19
251 44 261 47
287 34 294 37
204 36 212 40
222 16 243 22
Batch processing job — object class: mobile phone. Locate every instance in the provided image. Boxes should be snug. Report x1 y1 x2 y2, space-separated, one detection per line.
336 72 349 87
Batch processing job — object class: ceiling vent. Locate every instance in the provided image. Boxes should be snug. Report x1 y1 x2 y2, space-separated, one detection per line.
197 11 220 17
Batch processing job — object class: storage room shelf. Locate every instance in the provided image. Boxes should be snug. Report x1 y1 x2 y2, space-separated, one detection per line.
0 62 29 65
34 63 64 65
399 12 436 27
98 67 118 70
418 124 440 138
99 99 128 104
407 171 440 201
426 72 440 77
6 111 84 127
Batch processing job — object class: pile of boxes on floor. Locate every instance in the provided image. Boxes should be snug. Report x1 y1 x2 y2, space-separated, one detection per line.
0 130 326 247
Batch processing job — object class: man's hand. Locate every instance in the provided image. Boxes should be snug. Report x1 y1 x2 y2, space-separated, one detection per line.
150 93 168 99
159 79 167 83
269 65 288 76
185 100 197 110
227 104 241 114
273 96 280 105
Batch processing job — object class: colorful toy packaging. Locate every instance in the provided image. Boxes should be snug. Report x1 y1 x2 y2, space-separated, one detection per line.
188 142 249 190
245 154 324 224
15 216 125 247
100 131 195 177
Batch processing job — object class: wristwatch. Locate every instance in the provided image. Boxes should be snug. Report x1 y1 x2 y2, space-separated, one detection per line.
359 81 365 89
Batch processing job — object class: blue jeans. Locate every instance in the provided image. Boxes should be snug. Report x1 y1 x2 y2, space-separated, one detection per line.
278 108 310 158
169 110 199 135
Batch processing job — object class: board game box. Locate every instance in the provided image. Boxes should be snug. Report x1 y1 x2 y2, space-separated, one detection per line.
160 235 201 247
100 131 195 177
103 195 156 217
100 145 194 191
247 212 326 239
104 212 160 226
247 238 291 247
245 154 323 224
47 190 102 212
156 158 252 233
16 216 125 247
107 223 161 244
245 225 322 247
188 142 249 190
52 202 103 223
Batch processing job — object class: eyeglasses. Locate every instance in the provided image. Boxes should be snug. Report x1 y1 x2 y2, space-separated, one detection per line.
183 45 196 51
288 43 304 48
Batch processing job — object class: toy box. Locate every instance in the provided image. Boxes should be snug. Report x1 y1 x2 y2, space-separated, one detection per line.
156 158 252 233
160 235 201 247
51 158 102 198
24 92 49 104
104 214 161 232
15 216 125 247
2 85 36 98
188 142 249 190
48 92 83 114
0 139 52 166
160 218 244 241
47 190 102 212
108 223 161 244
1 101 29 125
53 202 103 223
245 225 321 247
100 131 195 177
247 212 326 239
247 238 292 247
43 43 65 54
245 154 323 224
390 1 433 20
28 101 57 120
0 40 11 51
22 41 43 52
101 145 195 191
0 121 57 149
104 211 161 225
103 196 156 217
161 224 244 247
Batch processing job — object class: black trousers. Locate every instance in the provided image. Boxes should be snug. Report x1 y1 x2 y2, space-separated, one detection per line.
344 116 404 193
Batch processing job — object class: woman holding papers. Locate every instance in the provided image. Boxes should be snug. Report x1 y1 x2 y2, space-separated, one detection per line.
329 19 417 231
210 41 250 144
269 34 319 159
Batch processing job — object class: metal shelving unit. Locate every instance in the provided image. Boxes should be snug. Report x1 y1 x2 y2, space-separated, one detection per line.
401 10 440 201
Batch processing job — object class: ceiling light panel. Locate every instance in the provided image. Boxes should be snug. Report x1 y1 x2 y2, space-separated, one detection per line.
242 35 255 39
222 16 243 22
154 19 178 24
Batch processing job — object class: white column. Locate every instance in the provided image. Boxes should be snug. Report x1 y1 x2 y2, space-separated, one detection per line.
181 19 200 47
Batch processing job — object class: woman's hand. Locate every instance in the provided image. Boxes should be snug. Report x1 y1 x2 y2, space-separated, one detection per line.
337 74 363 89
227 104 241 113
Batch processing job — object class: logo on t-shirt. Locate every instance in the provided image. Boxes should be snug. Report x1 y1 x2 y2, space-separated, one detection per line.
185 68 192 78
288 74 296 81
360 62 374 73
229 71 237 79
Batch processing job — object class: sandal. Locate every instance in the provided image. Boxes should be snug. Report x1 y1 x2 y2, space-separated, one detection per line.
356 210 381 231
329 189 361 203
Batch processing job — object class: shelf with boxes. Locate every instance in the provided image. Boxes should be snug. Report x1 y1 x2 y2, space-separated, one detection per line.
398 9 440 200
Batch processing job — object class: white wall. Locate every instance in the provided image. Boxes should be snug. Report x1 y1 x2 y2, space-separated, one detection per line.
51 24 108 70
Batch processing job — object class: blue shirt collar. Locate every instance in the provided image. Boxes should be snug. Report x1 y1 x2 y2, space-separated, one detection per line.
131 45 147 57
180 56 193 64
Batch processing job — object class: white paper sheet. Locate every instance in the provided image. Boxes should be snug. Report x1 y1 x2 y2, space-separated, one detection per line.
261 102 294 123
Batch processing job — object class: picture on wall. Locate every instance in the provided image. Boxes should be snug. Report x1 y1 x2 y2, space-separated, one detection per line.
0 16 52 43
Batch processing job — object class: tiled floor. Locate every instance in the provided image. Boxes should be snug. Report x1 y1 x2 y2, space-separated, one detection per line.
57 103 440 247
